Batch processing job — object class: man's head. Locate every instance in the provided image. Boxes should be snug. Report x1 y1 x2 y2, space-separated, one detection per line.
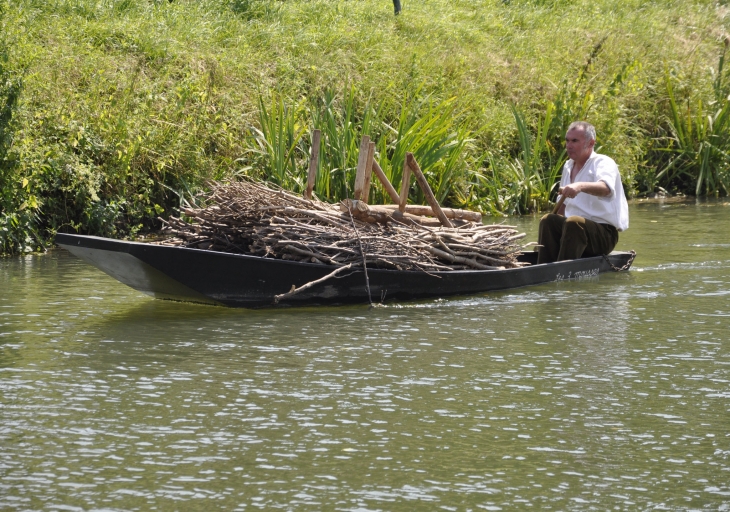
565 121 596 164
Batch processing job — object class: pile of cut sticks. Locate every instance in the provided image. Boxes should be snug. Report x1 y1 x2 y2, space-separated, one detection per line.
156 137 531 273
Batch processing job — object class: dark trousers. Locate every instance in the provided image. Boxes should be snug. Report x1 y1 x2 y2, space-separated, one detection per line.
537 214 618 264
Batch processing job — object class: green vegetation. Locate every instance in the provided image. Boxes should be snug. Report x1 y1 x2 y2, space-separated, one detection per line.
649 48 730 196
0 0 728 253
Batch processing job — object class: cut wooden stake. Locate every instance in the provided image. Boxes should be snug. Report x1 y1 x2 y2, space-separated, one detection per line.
379 204 482 223
406 152 453 228
340 200 447 227
353 135 370 200
361 141 376 204
389 210 444 228
304 129 321 200
371 160 401 204
340 199 391 224
398 157 411 213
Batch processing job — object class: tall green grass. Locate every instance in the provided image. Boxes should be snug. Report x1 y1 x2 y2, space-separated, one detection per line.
0 0 728 253
249 94 306 189
245 87 470 206
381 96 470 206
505 103 565 213
653 51 730 196
310 86 381 201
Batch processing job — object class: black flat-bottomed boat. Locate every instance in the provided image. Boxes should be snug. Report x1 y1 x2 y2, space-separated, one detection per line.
55 233 635 308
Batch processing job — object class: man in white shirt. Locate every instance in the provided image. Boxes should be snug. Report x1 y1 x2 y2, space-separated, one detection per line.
537 121 629 264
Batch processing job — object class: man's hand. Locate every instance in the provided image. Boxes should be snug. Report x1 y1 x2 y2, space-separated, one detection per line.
559 181 610 198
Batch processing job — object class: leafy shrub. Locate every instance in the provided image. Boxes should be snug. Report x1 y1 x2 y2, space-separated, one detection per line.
0 0 728 254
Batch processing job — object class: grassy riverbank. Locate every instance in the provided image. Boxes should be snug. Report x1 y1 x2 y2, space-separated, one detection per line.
1 0 728 253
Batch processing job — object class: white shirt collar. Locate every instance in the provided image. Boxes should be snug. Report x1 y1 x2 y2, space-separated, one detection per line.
567 151 598 170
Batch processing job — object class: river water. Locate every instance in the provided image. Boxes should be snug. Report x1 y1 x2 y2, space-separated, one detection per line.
1 199 729 511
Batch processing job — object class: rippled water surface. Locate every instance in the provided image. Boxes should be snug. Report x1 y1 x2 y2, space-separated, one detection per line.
2 200 730 510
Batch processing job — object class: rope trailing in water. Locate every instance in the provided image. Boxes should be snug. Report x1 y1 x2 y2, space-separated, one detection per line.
346 204 374 307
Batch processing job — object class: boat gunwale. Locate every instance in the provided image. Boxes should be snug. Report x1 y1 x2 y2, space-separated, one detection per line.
55 233 617 276
54 233 635 307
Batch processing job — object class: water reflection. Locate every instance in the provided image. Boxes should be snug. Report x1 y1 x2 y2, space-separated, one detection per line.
1 200 730 510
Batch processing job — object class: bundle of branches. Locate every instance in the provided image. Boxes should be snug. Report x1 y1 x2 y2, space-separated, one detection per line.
156 180 530 272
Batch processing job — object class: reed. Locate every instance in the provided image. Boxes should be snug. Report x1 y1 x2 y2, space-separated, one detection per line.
309 86 381 202
655 53 730 196
507 103 566 213
249 94 306 190
375 95 469 207
248 88 470 207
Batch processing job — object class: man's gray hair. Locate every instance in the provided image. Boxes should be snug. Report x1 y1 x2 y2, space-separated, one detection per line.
567 121 596 142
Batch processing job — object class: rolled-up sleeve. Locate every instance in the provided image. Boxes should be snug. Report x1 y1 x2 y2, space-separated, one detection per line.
594 158 618 198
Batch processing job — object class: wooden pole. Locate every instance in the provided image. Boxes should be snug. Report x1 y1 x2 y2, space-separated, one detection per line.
379 204 482 223
353 135 370 201
362 141 376 204
552 195 566 215
341 200 446 227
398 156 411 213
406 152 453 228
371 160 401 204
304 129 321 200
340 199 391 224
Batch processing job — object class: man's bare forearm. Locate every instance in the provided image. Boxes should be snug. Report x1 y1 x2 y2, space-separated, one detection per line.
559 181 610 198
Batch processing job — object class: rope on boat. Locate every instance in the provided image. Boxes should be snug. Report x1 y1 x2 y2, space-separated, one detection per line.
346 203 374 307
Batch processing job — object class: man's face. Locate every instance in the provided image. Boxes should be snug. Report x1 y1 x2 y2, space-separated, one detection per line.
565 128 594 162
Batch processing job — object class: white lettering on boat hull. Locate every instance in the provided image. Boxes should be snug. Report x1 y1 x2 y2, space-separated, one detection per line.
555 268 600 282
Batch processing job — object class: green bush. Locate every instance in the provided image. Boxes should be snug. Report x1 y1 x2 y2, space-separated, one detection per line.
0 0 728 254
649 49 730 196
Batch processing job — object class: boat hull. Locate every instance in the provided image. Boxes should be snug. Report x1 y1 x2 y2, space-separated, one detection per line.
55 233 634 308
